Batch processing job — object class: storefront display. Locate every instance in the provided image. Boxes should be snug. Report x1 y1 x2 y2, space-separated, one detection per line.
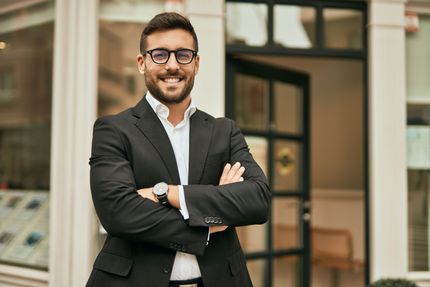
0 190 49 269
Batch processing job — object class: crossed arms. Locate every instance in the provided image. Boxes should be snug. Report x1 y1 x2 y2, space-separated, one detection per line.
89 116 271 256
138 162 246 234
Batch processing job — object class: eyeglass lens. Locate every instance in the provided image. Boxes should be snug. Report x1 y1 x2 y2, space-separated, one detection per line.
150 49 194 64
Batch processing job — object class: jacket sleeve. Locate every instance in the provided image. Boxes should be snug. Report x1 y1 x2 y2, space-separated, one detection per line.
90 117 208 256
183 119 271 227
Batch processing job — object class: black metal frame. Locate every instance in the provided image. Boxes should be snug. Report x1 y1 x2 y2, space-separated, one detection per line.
226 0 367 60
227 57 311 287
225 0 369 286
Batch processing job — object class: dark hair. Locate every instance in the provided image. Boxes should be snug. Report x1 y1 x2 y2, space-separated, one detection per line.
140 12 198 53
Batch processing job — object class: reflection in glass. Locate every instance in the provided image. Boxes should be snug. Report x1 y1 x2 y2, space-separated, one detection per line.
406 16 430 103
406 16 430 272
324 8 363 50
245 136 268 176
274 256 301 287
98 21 148 116
0 9 53 190
273 198 300 250
226 3 268 46
274 5 315 49
237 223 267 253
407 169 430 271
273 140 301 191
235 73 269 130
247 259 266 287
0 1 53 270
274 81 303 134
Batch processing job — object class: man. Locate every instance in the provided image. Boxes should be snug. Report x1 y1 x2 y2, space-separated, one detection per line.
87 12 271 287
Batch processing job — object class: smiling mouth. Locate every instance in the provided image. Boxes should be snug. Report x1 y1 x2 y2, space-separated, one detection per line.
161 76 183 84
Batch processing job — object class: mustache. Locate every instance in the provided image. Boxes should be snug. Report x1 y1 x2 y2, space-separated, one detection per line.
159 71 184 77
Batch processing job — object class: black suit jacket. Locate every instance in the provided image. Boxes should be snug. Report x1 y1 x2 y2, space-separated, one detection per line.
86 97 271 287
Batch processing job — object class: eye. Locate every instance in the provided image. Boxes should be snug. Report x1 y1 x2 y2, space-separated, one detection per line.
176 50 193 62
152 49 168 61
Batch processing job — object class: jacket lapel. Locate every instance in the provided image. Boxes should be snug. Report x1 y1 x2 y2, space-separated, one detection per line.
188 111 213 184
133 98 180 184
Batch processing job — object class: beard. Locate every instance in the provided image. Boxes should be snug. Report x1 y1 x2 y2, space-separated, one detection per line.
144 70 195 105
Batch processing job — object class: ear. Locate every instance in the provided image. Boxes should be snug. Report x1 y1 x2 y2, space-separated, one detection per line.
194 54 200 75
136 54 145 74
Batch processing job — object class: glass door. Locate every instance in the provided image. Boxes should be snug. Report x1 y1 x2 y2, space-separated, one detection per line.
227 58 310 287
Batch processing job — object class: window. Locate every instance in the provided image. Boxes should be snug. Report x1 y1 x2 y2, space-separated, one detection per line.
407 15 430 271
0 0 54 269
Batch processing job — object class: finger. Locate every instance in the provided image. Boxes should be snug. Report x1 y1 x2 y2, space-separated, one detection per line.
239 177 244 182
230 166 245 183
236 166 245 178
219 163 231 185
225 162 241 181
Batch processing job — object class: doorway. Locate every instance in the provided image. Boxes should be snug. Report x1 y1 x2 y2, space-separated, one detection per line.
226 55 365 287
225 1 368 286
227 58 311 287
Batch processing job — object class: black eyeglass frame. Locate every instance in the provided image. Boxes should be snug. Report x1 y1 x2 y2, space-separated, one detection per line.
144 48 198 64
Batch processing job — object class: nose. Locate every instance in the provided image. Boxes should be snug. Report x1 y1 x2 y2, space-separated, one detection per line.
165 51 179 71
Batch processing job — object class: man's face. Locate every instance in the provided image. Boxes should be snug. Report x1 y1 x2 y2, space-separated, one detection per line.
137 28 199 105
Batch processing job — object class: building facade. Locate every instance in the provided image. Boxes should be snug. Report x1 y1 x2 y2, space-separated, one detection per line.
0 0 428 286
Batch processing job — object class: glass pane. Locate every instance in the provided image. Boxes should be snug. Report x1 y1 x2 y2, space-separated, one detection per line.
408 170 429 270
98 0 165 116
273 140 302 191
273 255 301 287
274 5 315 49
0 1 53 269
324 8 363 50
273 197 300 250
98 20 148 116
237 223 267 253
273 81 303 134
407 110 430 270
406 16 430 272
246 136 268 176
247 259 266 287
226 3 268 46
0 191 49 267
235 73 269 130
407 16 430 103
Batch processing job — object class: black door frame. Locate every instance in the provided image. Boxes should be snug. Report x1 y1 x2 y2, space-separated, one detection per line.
227 57 311 287
225 0 369 286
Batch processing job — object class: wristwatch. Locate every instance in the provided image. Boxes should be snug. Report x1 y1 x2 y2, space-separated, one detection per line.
153 182 170 206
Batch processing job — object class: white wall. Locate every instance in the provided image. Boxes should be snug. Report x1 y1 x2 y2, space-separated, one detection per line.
369 0 408 281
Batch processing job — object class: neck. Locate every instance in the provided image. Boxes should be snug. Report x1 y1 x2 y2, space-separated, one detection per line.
166 97 191 126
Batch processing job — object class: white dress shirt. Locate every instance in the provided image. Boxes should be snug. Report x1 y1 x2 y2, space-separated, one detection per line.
146 93 202 280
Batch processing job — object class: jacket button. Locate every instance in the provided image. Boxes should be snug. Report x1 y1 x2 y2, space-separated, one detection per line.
162 266 170 273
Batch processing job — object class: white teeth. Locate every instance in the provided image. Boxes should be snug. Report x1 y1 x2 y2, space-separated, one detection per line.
163 77 180 83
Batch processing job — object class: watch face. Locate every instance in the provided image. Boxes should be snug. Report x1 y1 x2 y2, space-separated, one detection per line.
153 182 168 196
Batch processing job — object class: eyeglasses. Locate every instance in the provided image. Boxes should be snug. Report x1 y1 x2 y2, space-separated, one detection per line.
144 48 197 65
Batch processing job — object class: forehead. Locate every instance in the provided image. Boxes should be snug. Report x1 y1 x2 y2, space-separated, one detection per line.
146 28 194 50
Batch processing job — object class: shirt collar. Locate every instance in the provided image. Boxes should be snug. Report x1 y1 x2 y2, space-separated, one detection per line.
145 92 197 121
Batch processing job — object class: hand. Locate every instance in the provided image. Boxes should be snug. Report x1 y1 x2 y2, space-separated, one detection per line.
212 162 245 234
137 187 158 203
218 162 245 185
